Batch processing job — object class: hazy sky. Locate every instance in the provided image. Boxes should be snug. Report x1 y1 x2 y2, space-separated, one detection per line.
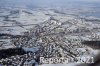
0 0 100 8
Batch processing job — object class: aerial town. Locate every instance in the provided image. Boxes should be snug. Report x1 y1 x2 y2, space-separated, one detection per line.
0 2 100 66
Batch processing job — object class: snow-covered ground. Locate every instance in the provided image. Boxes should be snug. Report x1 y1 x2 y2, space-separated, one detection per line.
0 6 100 66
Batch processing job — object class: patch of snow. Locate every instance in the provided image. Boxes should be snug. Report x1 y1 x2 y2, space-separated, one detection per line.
22 47 40 53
